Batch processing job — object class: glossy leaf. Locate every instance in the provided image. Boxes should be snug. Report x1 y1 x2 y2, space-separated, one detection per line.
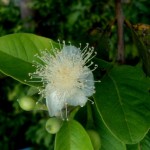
0 33 58 86
94 107 126 150
94 58 113 70
55 120 94 150
140 132 150 150
126 144 140 150
94 65 150 144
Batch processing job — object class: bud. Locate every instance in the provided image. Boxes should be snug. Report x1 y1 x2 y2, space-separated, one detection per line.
87 129 101 150
45 118 62 134
18 96 36 111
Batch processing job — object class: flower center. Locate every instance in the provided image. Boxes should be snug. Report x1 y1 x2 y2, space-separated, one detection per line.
57 68 74 88
51 60 81 92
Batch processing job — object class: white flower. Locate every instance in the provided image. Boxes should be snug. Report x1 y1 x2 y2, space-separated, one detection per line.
30 42 98 118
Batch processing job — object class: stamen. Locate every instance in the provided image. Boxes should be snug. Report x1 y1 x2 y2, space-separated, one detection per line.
26 80 43 83
62 40 66 47
81 44 90 58
86 62 94 68
65 103 68 121
68 41 71 46
79 43 81 49
50 40 55 50
82 50 96 65
60 110 65 121
88 99 94 104
91 64 98 71
85 80 101 83
57 39 63 52
85 52 97 64
82 43 89 53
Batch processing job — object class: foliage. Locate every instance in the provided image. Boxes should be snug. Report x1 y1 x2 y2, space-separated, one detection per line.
94 64 150 143
29 0 114 42
55 120 93 150
0 1 21 36
0 0 150 149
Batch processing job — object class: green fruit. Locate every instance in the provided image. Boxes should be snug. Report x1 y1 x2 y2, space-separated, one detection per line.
46 118 62 134
18 96 36 111
87 129 101 150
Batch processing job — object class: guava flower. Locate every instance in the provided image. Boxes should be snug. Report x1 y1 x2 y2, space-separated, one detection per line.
29 41 98 118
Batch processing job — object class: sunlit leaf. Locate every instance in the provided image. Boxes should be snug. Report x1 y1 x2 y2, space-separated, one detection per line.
132 24 150 31
94 65 150 144
0 33 58 86
55 120 94 150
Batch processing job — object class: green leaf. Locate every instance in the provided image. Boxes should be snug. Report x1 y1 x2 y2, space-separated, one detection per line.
94 58 113 70
55 120 94 150
0 72 6 79
126 144 140 150
94 107 126 150
0 33 58 86
140 131 150 150
94 65 150 144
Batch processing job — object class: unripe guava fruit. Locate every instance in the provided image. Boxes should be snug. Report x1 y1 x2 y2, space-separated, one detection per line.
18 96 36 111
45 118 62 134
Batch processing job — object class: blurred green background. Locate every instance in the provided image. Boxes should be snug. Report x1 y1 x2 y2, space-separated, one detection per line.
0 0 149 149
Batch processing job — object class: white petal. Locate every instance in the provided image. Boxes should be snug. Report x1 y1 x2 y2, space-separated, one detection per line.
80 67 95 96
62 45 81 56
66 89 87 107
46 90 64 117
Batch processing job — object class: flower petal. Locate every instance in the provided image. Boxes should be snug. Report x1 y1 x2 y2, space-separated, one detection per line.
62 46 81 56
81 67 95 97
46 87 65 116
66 89 87 107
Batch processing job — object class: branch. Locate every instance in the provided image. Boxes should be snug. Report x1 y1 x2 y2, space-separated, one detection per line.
115 0 125 63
